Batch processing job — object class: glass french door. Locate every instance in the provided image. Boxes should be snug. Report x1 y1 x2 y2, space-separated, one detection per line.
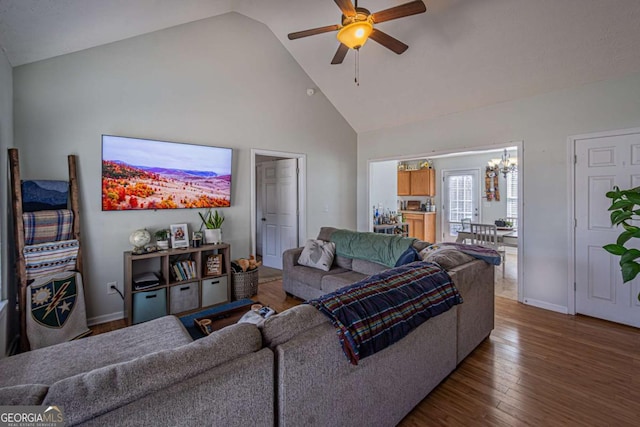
442 169 480 241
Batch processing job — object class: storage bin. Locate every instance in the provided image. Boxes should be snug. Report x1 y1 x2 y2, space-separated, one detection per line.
232 268 258 300
169 282 199 314
133 288 167 324
201 276 228 307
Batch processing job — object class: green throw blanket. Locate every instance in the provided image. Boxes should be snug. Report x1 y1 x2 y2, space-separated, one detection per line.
330 229 416 268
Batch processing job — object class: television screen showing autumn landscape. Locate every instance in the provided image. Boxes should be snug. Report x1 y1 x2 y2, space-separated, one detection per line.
102 135 232 211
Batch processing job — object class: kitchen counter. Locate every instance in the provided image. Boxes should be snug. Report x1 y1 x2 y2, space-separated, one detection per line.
400 210 436 214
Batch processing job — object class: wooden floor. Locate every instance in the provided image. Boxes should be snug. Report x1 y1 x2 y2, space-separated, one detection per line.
92 280 640 426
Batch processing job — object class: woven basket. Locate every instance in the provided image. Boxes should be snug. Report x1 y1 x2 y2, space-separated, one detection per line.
232 268 259 300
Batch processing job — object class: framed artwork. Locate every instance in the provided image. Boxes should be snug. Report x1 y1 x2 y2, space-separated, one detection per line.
170 224 189 249
205 254 222 276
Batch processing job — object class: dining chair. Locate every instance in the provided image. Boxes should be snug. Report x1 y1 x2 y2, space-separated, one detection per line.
470 223 505 276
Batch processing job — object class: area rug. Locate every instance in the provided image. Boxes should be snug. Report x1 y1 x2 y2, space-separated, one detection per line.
257 265 282 284
179 298 254 340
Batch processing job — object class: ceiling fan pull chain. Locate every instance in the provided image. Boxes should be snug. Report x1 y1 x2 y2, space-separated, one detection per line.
355 48 360 86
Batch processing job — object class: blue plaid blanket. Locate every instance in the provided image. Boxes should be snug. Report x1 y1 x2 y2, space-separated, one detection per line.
307 261 462 365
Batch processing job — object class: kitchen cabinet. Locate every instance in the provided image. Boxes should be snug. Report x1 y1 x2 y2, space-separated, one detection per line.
397 169 435 196
397 171 411 195
403 212 436 243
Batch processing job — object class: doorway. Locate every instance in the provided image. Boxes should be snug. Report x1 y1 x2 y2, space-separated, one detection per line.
251 150 306 270
368 143 523 302
441 169 481 240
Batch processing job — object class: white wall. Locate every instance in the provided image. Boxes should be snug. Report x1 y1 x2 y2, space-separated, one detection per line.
358 71 640 313
12 12 357 323
369 160 398 227
0 48 13 356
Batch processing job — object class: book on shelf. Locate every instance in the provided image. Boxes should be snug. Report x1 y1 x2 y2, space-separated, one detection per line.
171 260 197 281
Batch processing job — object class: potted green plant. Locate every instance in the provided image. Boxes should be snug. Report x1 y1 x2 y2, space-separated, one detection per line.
154 229 171 250
199 209 224 244
603 185 640 301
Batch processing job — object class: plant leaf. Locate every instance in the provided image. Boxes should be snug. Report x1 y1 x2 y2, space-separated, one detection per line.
609 200 634 210
612 211 633 225
621 223 640 233
624 192 640 205
621 261 640 283
603 244 626 256
620 248 640 265
617 231 633 246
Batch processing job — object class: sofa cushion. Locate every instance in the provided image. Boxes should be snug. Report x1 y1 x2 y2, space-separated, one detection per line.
298 239 335 271
0 384 48 405
259 305 327 348
0 315 193 388
334 255 353 270
287 265 348 290
44 323 261 425
351 258 388 276
321 271 367 294
419 247 475 270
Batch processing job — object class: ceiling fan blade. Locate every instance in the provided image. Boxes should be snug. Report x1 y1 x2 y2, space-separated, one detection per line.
369 29 409 54
288 24 341 40
331 43 350 64
371 0 427 24
334 0 356 17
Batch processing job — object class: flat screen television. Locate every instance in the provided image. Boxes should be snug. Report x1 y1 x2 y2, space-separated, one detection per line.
101 135 232 211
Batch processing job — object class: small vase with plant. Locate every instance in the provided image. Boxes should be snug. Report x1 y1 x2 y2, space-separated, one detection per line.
603 185 640 301
155 229 171 250
199 209 224 244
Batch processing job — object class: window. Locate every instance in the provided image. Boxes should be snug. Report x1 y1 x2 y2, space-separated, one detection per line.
506 170 518 224
448 174 474 235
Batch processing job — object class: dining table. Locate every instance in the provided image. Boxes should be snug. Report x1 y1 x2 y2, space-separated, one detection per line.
456 228 518 248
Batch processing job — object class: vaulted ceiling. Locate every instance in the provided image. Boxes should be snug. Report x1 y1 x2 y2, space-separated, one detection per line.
2 0 640 133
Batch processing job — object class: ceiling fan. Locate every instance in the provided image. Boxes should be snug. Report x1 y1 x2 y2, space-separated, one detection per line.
287 0 427 65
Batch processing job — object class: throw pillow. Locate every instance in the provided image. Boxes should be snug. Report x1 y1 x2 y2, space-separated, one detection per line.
394 246 419 267
298 239 336 272
419 247 474 270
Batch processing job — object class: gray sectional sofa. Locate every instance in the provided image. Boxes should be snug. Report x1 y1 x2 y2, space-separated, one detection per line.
269 254 494 426
0 228 494 426
0 316 274 426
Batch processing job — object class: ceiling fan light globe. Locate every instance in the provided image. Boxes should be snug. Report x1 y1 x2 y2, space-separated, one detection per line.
337 21 373 49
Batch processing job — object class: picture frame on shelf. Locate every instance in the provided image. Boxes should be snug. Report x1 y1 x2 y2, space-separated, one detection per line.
205 254 222 276
170 223 189 249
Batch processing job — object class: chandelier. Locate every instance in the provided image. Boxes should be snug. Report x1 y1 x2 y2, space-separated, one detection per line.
488 149 517 178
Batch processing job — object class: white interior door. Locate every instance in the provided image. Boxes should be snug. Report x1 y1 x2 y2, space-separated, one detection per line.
575 131 640 327
262 158 298 269
442 169 480 242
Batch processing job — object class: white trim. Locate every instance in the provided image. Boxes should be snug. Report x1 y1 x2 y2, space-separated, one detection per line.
567 126 640 316
87 310 124 327
367 142 518 163
522 298 569 314
250 149 307 258
366 160 373 232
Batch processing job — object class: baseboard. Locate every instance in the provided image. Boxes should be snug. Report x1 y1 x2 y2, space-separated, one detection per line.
523 298 569 314
87 311 125 326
